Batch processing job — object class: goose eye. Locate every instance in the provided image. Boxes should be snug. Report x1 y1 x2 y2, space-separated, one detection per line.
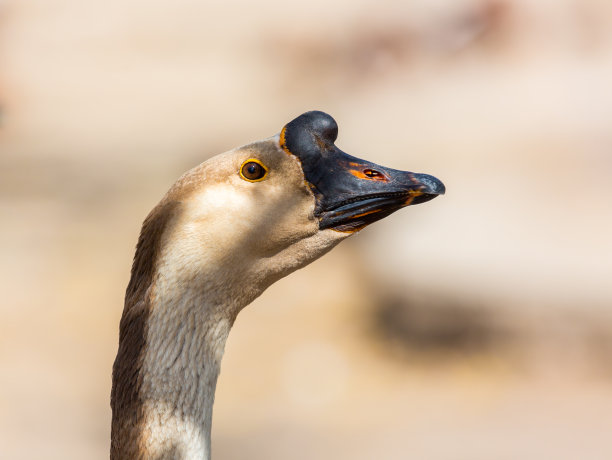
240 160 268 182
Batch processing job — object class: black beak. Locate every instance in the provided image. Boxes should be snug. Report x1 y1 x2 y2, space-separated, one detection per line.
280 111 445 232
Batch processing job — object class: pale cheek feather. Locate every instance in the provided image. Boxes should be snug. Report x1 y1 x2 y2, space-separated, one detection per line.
195 183 251 213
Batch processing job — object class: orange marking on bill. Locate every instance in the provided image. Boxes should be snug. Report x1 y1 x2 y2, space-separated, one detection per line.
331 226 365 234
352 209 381 219
349 168 389 181
349 169 369 180
279 126 292 156
404 197 414 205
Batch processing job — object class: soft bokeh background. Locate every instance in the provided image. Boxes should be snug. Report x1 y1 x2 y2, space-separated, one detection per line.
1 0 612 459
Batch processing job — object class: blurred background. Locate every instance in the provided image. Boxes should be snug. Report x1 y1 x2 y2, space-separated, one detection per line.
1 0 612 458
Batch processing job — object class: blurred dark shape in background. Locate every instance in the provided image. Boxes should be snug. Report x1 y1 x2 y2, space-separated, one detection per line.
372 289 511 354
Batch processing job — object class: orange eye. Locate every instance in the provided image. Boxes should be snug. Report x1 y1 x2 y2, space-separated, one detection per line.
240 159 268 182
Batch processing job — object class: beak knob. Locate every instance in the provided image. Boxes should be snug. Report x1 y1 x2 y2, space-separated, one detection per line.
281 111 339 159
280 110 445 232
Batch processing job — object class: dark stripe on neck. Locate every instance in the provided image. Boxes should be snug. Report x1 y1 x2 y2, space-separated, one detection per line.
111 201 178 459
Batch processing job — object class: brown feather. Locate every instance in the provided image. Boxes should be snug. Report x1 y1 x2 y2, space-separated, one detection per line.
111 201 179 459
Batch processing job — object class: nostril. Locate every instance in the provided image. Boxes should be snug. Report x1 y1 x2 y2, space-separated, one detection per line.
364 169 385 180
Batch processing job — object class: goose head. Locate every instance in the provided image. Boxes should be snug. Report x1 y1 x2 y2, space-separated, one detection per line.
154 110 444 312
112 110 444 459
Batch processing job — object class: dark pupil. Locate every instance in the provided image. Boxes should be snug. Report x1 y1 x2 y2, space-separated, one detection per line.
243 162 264 179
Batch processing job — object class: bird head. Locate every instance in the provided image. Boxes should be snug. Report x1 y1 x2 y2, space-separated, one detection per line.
146 111 445 311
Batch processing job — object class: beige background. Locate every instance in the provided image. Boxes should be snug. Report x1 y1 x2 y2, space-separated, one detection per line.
1 0 612 458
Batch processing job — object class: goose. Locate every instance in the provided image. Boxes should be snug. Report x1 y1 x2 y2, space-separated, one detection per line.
111 110 445 459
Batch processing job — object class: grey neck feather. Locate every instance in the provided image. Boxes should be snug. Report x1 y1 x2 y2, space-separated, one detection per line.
142 288 234 459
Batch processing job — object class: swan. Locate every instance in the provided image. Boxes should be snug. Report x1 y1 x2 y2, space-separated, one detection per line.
111 110 445 459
